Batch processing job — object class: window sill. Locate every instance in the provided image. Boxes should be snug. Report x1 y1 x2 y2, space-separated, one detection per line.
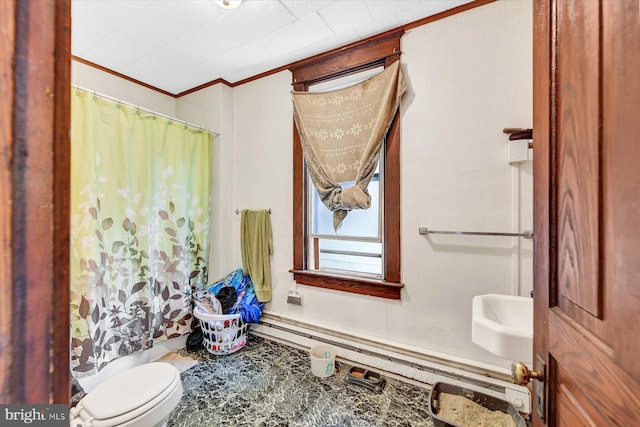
290 269 403 300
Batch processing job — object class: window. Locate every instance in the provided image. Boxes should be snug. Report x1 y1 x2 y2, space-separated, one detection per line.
289 29 404 299
308 69 384 278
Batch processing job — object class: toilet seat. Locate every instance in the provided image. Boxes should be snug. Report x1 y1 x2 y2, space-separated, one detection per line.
70 362 183 427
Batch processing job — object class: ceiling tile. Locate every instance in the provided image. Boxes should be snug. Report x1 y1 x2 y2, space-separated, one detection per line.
293 28 362 62
354 14 402 39
398 1 449 23
279 0 337 19
364 1 421 21
134 1 226 29
317 1 373 35
447 0 475 8
251 13 334 57
177 1 295 56
71 0 151 54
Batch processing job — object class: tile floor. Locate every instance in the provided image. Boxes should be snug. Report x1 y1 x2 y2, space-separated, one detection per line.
167 334 435 427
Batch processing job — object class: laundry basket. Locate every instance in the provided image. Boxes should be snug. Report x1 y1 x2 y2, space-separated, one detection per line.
193 306 249 355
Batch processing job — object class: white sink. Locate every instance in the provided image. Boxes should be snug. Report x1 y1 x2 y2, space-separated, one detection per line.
472 294 533 364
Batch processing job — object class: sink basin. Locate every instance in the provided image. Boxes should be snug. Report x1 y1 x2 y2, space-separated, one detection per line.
472 294 533 364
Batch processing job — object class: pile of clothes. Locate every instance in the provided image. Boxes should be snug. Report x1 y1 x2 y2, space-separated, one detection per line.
193 269 263 323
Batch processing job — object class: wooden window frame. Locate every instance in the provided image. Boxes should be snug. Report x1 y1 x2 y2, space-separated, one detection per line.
289 29 404 300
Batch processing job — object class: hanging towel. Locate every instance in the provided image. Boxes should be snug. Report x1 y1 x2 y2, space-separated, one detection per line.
241 209 273 302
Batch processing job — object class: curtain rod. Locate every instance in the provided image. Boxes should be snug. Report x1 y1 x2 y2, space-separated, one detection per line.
71 84 220 136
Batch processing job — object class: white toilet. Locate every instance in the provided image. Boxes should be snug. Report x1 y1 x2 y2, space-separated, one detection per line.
70 362 183 427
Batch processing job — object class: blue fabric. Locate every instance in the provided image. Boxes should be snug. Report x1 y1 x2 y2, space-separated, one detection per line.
207 269 263 323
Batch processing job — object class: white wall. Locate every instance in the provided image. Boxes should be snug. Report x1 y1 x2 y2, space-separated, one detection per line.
229 0 533 371
175 86 232 281
231 71 294 303
72 60 176 117
398 0 533 367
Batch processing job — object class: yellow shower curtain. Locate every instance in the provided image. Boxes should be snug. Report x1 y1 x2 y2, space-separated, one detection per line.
70 89 213 377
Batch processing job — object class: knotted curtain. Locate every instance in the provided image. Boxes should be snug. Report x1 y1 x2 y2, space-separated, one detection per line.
292 60 406 231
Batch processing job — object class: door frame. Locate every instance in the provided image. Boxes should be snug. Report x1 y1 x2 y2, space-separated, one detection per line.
0 0 71 404
532 0 552 424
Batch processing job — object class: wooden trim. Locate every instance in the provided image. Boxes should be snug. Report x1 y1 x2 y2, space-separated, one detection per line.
288 29 404 86
291 270 403 300
230 64 292 88
1 0 71 404
313 237 320 270
533 0 553 424
175 77 234 97
0 0 17 404
292 120 306 271
72 55 177 98
53 0 72 404
384 113 401 284
72 1 495 96
14 0 55 403
290 33 402 299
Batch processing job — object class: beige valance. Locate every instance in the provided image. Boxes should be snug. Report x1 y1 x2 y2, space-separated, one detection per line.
292 60 406 232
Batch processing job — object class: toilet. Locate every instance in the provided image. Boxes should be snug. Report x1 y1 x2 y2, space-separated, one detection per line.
70 362 183 427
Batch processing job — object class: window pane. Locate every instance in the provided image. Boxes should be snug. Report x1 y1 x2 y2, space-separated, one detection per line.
311 172 380 239
318 239 382 277
309 67 383 92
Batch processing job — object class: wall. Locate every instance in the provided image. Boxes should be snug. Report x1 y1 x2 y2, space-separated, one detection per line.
175 86 232 281
231 71 294 304
230 0 532 372
72 60 176 116
398 0 533 367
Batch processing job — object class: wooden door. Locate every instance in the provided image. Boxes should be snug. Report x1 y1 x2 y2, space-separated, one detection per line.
533 1 640 425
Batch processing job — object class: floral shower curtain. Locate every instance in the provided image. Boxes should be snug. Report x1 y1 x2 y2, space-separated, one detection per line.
70 89 213 377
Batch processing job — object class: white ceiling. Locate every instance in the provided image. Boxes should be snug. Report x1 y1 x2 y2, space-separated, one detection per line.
72 0 473 95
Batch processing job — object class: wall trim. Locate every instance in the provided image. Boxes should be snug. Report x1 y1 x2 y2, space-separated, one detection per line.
72 55 177 98
73 0 497 97
253 312 532 414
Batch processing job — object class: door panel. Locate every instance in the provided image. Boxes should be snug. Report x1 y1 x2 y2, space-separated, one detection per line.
534 0 640 425
603 0 640 386
549 310 640 425
556 379 601 427
556 0 601 319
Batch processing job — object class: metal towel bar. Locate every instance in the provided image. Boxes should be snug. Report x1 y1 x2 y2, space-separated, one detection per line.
419 227 533 239
235 208 271 215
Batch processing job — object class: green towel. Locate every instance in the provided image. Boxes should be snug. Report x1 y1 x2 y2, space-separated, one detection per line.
241 209 273 302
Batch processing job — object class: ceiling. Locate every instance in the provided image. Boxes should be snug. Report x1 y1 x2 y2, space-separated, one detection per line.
72 0 473 95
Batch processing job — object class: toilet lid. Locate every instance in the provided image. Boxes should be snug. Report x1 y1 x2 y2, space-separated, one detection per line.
81 362 180 421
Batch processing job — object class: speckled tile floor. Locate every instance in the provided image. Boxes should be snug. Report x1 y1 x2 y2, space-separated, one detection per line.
167 334 435 427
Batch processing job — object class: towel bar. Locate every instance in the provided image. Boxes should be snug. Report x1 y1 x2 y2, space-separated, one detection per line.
419 227 533 239
235 209 271 215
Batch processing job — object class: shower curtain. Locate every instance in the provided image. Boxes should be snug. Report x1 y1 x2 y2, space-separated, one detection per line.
70 89 213 377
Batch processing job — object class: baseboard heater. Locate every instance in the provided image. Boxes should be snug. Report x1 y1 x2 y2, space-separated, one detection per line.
252 313 531 415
